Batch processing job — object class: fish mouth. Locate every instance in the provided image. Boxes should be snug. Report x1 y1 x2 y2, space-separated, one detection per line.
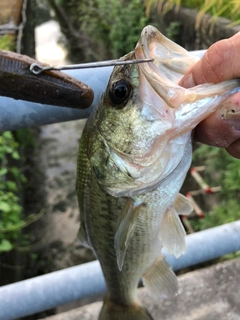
134 26 198 109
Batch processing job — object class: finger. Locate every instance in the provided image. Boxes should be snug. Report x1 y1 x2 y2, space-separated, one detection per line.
179 32 240 88
226 139 240 159
194 93 240 147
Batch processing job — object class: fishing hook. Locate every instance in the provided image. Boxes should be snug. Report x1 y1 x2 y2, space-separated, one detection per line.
29 58 154 75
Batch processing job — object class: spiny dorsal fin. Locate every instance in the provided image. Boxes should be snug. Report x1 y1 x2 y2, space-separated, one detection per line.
174 193 193 216
159 206 186 258
142 254 178 298
114 199 143 271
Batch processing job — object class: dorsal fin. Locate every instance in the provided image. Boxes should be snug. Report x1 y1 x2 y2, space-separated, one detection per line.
114 199 143 271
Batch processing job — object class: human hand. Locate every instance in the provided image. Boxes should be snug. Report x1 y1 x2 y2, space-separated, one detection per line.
179 32 240 158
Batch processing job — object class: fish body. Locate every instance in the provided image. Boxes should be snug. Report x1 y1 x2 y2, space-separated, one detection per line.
77 26 240 320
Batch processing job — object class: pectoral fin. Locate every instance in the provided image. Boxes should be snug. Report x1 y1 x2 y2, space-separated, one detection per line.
114 199 142 271
159 206 186 258
174 193 193 216
142 254 178 298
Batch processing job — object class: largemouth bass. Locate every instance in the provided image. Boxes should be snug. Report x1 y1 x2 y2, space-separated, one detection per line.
77 26 240 320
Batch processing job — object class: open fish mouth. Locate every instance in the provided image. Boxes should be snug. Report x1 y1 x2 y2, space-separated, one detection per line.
134 25 199 110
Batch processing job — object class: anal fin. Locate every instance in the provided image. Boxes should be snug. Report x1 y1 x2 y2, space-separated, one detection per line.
142 255 178 299
114 199 142 271
159 206 186 258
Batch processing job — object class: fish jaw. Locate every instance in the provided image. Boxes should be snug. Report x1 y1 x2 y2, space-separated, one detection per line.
135 26 240 128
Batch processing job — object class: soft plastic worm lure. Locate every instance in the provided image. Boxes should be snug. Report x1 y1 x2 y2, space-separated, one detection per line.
0 50 94 109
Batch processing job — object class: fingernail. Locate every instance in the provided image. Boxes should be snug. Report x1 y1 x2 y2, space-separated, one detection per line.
179 73 196 88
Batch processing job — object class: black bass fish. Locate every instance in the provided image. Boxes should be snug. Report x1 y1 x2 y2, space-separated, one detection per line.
77 26 240 320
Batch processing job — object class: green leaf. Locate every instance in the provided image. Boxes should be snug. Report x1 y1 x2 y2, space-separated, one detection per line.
6 181 18 192
10 167 20 178
0 201 11 212
2 131 12 140
12 151 20 160
0 239 13 252
0 168 8 176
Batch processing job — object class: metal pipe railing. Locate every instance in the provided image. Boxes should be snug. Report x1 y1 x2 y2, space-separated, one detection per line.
0 220 240 320
0 50 206 133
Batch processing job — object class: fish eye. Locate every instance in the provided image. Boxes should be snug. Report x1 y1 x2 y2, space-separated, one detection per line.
109 80 132 107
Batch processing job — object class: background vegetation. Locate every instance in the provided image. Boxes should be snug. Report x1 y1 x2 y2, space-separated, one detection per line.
47 0 149 61
46 0 240 61
0 33 37 254
144 0 240 25
0 132 24 252
0 35 23 253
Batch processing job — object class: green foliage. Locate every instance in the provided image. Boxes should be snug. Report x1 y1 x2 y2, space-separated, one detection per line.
166 21 181 41
0 132 25 253
144 0 240 25
192 199 240 231
0 34 15 51
191 144 240 231
74 0 149 58
0 128 38 253
0 13 38 255
0 23 26 253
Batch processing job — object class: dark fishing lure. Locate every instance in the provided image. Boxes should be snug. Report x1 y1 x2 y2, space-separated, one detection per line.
0 50 94 109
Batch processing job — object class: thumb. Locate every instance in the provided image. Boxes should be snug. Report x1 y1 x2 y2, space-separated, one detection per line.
179 32 240 88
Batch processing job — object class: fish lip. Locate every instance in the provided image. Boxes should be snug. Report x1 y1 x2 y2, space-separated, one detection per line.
134 26 188 110
135 26 154 63
134 26 176 112
135 25 167 63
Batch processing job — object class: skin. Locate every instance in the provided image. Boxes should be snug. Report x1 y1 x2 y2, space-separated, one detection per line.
179 32 240 158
